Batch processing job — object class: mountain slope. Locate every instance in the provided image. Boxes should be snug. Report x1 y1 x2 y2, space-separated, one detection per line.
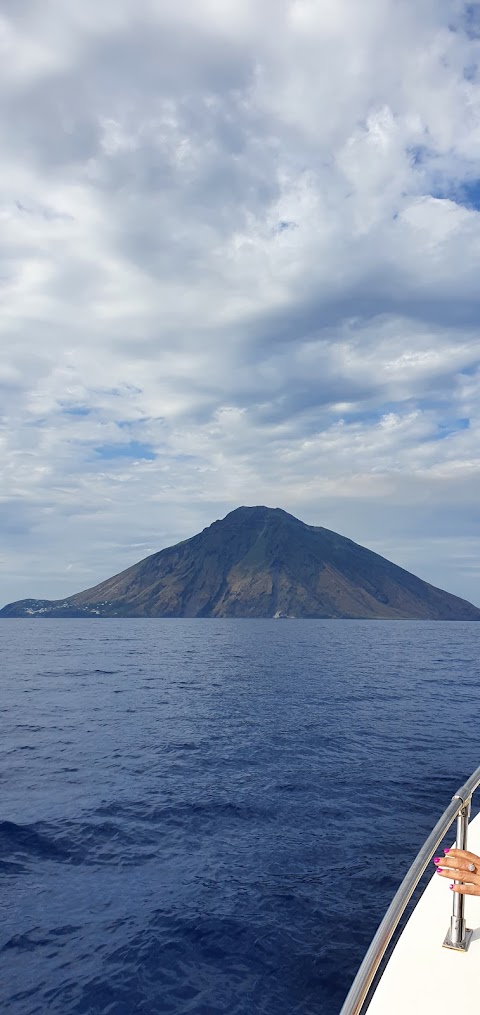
2 506 479 619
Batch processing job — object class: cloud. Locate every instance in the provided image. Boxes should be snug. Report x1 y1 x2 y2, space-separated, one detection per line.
1 0 480 605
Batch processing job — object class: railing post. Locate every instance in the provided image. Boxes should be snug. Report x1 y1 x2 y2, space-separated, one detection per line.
443 799 472 952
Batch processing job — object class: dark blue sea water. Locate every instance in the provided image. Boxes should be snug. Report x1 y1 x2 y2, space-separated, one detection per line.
1 620 479 1015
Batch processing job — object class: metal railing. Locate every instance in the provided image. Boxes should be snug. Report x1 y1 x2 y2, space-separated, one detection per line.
339 765 480 1015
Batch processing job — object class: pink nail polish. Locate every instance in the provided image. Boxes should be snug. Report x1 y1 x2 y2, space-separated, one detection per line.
433 857 440 864
450 885 454 890
443 849 451 854
436 867 443 872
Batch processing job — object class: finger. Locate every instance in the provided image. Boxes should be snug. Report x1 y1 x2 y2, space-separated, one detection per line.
436 867 480 885
450 883 480 897
443 849 480 864
439 856 478 873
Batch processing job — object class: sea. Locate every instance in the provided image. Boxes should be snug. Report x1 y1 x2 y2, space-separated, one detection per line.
1 619 479 1015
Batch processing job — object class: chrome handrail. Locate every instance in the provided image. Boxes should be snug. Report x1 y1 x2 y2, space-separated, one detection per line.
339 765 480 1015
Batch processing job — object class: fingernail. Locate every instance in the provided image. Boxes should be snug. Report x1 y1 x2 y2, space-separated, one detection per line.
433 857 441 864
450 885 454 890
436 868 443 873
443 849 451 854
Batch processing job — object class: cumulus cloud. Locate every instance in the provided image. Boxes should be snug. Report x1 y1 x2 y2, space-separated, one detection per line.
1 0 480 604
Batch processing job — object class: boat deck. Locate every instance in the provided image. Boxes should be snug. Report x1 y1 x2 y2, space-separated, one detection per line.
367 809 480 1013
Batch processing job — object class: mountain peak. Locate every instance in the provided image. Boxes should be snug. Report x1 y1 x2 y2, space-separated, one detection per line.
220 505 302 525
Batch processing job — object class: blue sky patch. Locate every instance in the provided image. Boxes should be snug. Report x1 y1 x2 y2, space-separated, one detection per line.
427 177 480 211
407 145 480 210
62 405 91 417
437 418 470 439
457 179 480 210
464 3 480 38
94 441 156 461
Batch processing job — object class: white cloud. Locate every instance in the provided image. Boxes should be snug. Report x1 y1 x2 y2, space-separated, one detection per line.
1 0 480 605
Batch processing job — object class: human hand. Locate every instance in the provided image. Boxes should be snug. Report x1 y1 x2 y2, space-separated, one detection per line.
434 849 480 896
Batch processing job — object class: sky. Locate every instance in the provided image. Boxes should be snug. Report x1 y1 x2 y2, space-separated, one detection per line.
1 0 480 607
